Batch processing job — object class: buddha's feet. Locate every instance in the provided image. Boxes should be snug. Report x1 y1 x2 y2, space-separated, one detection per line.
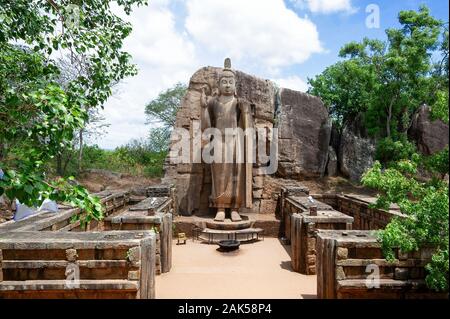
231 210 242 222
214 209 225 222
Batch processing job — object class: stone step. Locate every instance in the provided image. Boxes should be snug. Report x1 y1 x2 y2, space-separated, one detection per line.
195 227 264 243
205 219 253 230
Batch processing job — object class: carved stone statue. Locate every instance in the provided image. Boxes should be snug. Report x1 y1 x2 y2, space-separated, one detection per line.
201 58 253 222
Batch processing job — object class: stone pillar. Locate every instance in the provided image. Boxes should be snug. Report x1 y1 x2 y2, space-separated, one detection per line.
316 234 336 299
139 233 156 299
0 249 3 282
160 213 173 273
290 213 303 272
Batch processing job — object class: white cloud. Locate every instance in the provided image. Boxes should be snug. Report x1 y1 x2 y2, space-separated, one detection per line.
97 1 199 149
95 0 324 149
292 0 358 14
273 75 309 92
185 0 323 69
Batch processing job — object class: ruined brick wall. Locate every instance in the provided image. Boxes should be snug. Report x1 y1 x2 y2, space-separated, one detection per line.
0 232 157 299
304 194 404 231
336 195 404 230
286 198 352 275
316 230 447 299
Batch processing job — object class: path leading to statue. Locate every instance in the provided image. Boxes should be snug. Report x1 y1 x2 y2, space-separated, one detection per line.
155 238 317 299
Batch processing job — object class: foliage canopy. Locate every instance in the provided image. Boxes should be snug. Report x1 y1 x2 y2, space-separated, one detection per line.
0 0 147 226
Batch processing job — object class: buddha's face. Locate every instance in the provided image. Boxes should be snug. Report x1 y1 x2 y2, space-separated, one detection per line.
219 76 236 96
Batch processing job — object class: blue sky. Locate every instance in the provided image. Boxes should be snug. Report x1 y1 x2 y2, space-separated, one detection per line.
96 0 449 149
285 0 449 82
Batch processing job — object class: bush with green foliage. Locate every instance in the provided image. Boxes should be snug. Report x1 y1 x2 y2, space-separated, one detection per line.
362 149 449 292
56 143 166 178
375 136 417 166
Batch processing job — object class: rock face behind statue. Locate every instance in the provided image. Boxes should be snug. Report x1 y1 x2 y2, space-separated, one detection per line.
339 114 376 183
408 104 449 155
164 66 331 216
277 88 331 179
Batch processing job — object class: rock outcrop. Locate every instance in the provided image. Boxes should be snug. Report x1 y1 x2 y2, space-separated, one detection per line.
408 105 449 155
339 115 376 183
277 89 331 179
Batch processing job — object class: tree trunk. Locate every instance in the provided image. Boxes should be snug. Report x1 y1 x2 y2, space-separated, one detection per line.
386 96 396 138
0 143 4 163
78 130 83 174
56 153 63 176
62 151 73 176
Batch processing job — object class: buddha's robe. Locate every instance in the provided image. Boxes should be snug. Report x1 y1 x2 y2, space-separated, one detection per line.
203 96 251 209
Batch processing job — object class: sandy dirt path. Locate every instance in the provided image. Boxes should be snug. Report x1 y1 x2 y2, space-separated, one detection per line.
155 238 317 299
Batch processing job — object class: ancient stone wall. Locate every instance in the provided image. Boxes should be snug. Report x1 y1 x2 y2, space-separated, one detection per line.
0 187 174 278
284 197 353 275
336 194 404 230
0 231 156 299
163 66 331 216
307 193 405 231
104 210 173 275
316 230 448 299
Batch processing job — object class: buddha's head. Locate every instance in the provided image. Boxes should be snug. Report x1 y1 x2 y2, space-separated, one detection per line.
219 58 236 96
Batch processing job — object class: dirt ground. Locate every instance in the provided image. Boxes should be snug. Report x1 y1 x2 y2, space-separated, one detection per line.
77 169 376 196
300 176 377 196
76 169 161 193
156 238 317 299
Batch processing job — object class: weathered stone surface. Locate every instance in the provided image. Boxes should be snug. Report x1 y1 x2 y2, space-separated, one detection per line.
394 268 409 281
330 122 341 154
126 247 140 268
408 104 449 155
253 176 264 189
252 189 263 199
326 146 338 177
307 255 316 265
65 249 78 262
236 70 276 122
335 266 346 280
336 247 348 260
277 89 331 178
146 185 173 198
259 199 277 214
307 237 316 252
128 197 169 214
339 114 376 182
128 270 140 281
0 195 13 224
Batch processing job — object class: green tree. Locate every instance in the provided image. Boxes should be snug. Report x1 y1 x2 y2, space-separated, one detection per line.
0 0 147 226
309 6 448 137
309 5 449 292
145 83 187 151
